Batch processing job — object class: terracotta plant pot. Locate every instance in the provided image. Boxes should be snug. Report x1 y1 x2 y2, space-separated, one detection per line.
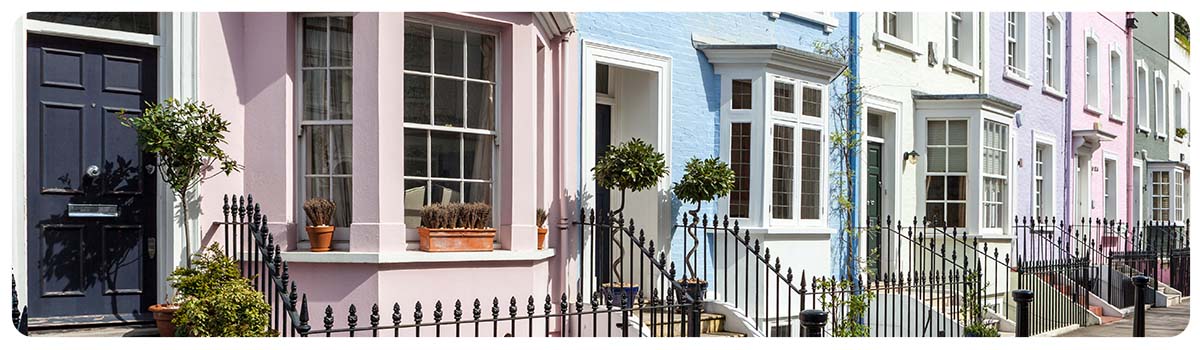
537 227 548 250
148 303 180 337
305 226 335 252
419 227 496 252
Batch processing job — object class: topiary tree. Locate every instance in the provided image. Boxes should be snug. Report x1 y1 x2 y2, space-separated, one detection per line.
673 157 735 279
168 244 273 337
119 98 241 267
592 138 668 215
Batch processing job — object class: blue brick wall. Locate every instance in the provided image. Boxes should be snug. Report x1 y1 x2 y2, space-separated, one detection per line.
576 12 852 277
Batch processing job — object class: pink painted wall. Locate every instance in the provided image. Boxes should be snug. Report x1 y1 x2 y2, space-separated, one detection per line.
196 12 581 320
1068 12 1130 222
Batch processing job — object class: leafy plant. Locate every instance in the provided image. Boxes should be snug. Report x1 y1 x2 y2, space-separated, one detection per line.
168 244 273 337
964 322 999 337
535 208 548 228
303 198 336 227
814 277 874 337
673 157 736 214
419 203 492 229
592 138 668 214
119 98 241 267
1176 127 1188 139
813 38 866 279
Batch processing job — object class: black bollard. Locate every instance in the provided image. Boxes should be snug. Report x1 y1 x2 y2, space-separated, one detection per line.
1013 289 1034 337
801 309 828 337
1133 275 1149 337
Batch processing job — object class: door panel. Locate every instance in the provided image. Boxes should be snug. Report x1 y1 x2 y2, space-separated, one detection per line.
866 142 883 277
594 103 612 284
26 33 158 326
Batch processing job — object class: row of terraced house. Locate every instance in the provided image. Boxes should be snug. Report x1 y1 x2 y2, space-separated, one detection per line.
12 11 1191 337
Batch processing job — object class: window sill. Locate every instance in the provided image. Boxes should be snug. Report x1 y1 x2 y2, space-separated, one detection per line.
943 58 982 79
1138 126 1151 134
1109 114 1125 124
1002 71 1032 88
1156 133 1168 140
279 248 556 264
742 226 833 237
1083 105 1103 117
873 32 921 60
1041 85 1066 100
1175 137 1187 144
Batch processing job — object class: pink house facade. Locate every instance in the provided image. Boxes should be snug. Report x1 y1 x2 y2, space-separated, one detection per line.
1066 12 1132 224
195 12 580 326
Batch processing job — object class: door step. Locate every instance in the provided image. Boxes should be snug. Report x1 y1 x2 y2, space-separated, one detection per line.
28 323 158 337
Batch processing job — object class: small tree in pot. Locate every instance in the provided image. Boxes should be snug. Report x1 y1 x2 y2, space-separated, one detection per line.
303 198 336 252
672 157 735 300
591 138 668 306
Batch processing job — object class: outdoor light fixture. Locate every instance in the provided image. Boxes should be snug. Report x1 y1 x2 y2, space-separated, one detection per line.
903 151 921 165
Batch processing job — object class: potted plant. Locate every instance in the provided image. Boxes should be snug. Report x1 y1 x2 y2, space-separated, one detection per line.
418 202 497 252
536 208 549 250
1176 127 1189 139
148 297 180 337
963 322 999 337
672 157 735 302
120 98 241 326
303 198 336 252
591 138 668 306
169 244 274 337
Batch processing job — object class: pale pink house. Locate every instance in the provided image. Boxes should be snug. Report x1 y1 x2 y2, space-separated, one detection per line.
1066 12 1131 224
195 12 580 323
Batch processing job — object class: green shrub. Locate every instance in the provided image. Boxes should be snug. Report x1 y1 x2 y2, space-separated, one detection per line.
592 138 668 212
964 322 1000 337
673 157 736 210
169 244 274 337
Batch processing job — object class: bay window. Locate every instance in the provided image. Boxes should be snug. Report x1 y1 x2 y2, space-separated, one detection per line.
299 15 354 231
925 120 968 228
1174 170 1185 222
402 20 498 227
981 121 1008 229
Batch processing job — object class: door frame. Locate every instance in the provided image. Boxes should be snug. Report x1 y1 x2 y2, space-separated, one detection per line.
856 96 903 270
13 13 198 317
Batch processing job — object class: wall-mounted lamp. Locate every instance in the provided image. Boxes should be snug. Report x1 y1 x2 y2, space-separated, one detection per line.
903 151 921 165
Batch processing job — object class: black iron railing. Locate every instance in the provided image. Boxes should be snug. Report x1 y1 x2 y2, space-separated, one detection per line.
222 194 308 337
11 275 28 336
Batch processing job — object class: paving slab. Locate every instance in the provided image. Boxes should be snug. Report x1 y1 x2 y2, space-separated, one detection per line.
1062 300 1189 337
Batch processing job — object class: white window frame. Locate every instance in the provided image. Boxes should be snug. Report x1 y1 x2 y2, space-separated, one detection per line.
1174 169 1185 223
874 12 921 58
924 118 970 230
1031 134 1056 219
1151 170 1171 221
1004 12 1028 79
766 74 828 228
1083 31 1100 114
1103 155 1118 220
1155 70 1167 139
296 13 355 242
943 12 981 77
1173 83 1185 143
1108 47 1125 121
1136 61 1150 132
1042 13 1065 94
981 120 1009 230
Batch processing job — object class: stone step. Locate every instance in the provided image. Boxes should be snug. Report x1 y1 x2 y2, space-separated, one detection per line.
701 330 747 337
642 312 727 335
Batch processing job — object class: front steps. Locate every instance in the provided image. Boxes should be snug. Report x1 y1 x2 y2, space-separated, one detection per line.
639 311 747 337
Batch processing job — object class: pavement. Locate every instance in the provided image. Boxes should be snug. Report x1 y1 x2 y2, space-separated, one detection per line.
1062 300 1190 337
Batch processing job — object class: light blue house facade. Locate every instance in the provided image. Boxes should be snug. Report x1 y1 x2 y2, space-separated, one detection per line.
573 12 854 285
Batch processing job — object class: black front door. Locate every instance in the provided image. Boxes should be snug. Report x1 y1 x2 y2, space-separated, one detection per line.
865 142 883 278
594 103 613 284
26 34 158 326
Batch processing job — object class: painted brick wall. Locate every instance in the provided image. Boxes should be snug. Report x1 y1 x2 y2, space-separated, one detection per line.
1067 12 1130 222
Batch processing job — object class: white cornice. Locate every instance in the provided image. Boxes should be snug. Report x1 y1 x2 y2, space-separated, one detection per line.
698 44 847 84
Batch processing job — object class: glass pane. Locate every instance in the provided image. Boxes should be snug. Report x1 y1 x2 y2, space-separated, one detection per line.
926 148 946 172
467 82 495 130
927 120 945 145
434 26 464 76
404 129 428 177
329 16 353 67
404 74 431 124
331 177 352 227
404 180 428 228
304 125 329 175
464 182 492 205
466 32 495 80
404 22 432 72
772 125 794 219
330 69 352 120
27 12 159 35
802 87 821 117
926 176 945 201
800 129 821 219
596 64 610 95
331 125 352 175
302 70 326 120
946 176 966 200
434 78 464 127
925 203 944 224
431 181 461 204
302 17 327 68
463 134 493 180
948 147 968 172
732 80 752 110
431 131 462 179
946 203 966 227
947 120 968 145
730 123 752 218
774 82 794 113
306 177 330 203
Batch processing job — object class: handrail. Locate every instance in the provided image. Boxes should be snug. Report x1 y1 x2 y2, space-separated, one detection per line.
221 194 309 337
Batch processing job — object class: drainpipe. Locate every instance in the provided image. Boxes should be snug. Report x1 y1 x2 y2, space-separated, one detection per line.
847 12 860 280
1063 13 1074 223
575 35 585 294
1126 12 1137 224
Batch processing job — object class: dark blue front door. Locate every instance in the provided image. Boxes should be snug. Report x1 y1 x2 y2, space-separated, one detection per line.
25 34 158 327
594 103 612 284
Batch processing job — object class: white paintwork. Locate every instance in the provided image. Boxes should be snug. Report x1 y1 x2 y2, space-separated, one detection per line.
701 300 765 337
280 248 556 264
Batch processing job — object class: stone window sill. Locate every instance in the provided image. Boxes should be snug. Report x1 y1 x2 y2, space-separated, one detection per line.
280 248 556 264
1002 71 1032 88
1042 85 1066 100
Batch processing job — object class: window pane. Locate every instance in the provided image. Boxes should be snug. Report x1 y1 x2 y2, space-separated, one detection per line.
404 22 432 72
946 203 966 227
303 70 326 120
467 82 495 130
304 125 329 175
331 125 352 175
306 177 330 203
330 69 352 120
925 203 944 224
927 121 946 145
946 176 965 201
464 183 492 205
466 32 495 80
404 74 431 124
800 129 821 219
431 181 461 204
302 17 327 68
431 131 462 179
596 64 610 95
404 129 428 177
948 147 968 172
732 80 752 110
331 177 352 227
730 123 752 218
434 78 464 127
27 12 158 35
434 27 464 76
926 176 945 201
463 134 493 180
947 120 968 145
404 180 428 228
329 16 353 67
772 125 794 219
927 148 947 172
802 87 821 117
774 82 794 113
